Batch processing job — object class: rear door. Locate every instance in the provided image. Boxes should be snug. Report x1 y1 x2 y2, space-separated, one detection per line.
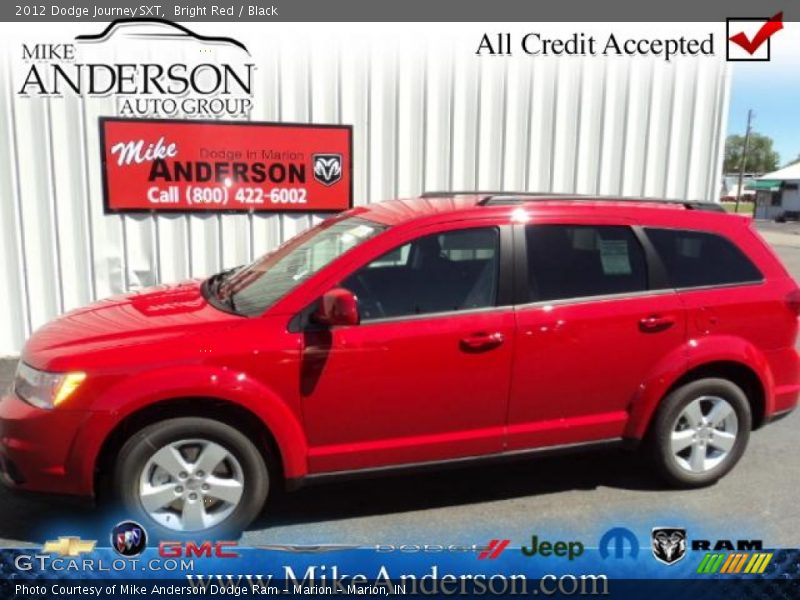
508 220 687 450
644 225 795 367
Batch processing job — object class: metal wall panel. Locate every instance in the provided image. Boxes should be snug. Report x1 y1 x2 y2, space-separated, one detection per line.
0 28 730 355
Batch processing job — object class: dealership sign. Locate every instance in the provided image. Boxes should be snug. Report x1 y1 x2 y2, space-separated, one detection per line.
100 118 353 213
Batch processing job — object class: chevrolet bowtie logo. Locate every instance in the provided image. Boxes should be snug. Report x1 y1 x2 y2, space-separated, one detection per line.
42 537 96 557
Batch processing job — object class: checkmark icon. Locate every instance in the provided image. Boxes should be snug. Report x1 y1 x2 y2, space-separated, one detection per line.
728 11 783 55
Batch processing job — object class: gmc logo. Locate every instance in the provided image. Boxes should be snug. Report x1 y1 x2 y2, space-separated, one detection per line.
158 541 239 558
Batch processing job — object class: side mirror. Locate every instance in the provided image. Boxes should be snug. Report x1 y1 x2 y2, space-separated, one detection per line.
312 288 360 327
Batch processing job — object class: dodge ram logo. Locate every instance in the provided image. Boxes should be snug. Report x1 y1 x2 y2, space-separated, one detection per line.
651 527 686 565
313 154 343 186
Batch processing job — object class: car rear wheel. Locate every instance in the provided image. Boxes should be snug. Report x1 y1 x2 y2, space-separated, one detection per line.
649 378 751 487
113 417 269 536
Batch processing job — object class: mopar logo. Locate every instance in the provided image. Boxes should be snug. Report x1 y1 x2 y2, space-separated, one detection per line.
598 527 639 559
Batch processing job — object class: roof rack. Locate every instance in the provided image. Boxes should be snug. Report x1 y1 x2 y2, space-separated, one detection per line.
420 190 558 198
419 190 725 213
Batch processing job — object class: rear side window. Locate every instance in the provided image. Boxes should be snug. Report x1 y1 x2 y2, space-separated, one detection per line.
645 228 763 288
525 225 648 301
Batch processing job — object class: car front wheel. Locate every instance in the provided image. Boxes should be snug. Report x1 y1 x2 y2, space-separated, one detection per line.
113 417 269 536
649 378 751 487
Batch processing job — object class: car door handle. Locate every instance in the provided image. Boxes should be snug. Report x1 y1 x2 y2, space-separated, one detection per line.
639 315 676 333
460 332 505 352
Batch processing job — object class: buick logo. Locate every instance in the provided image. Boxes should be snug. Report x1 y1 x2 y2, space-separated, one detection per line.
651 527 686 565
313 154 343 186
111 521 148 557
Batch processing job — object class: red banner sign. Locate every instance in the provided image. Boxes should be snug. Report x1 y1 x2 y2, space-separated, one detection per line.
100 118 352 213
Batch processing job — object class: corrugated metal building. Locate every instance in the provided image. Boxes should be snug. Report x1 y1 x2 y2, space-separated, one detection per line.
0 24 730 355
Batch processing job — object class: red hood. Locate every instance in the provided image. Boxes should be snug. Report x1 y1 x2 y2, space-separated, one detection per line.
24 280 241 370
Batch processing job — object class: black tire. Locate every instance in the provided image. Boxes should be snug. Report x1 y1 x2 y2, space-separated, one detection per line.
113 417 269 537
648 378 751 488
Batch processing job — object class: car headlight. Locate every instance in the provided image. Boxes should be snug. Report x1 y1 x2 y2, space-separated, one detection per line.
13 363 86 410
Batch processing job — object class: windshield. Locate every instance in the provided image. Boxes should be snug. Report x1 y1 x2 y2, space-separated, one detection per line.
209 216 387 316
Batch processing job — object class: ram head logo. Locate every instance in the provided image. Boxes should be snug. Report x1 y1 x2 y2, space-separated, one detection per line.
313 154 343 186
651 527 687 565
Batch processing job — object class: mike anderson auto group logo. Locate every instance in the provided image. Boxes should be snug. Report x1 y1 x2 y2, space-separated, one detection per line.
16 18 255 117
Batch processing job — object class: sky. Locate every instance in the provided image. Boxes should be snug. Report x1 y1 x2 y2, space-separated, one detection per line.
726 22 800 169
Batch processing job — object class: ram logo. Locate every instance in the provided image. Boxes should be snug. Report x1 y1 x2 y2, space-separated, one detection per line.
313 154 343 186
651 527 687 565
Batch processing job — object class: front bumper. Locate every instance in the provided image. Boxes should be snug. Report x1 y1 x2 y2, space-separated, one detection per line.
0 389 89 496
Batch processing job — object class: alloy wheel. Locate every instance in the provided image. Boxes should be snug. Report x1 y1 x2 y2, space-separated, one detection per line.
138 439 245 532
670 396 739 474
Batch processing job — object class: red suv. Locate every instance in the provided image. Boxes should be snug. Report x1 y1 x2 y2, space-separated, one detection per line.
2 193 798 535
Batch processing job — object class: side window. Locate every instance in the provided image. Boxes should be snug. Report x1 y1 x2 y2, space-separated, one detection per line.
367 243 411 268
525 225 647 302
645 228 763 288
343 227 500 321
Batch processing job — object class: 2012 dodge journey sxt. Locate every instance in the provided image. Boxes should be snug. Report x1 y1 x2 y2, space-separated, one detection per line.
2 192 798 535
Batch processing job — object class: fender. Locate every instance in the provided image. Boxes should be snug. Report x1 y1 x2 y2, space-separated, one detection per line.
625 335 774 439
68 364 308 496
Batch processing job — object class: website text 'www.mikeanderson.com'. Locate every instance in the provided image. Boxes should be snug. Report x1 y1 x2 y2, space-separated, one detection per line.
182 570 611 596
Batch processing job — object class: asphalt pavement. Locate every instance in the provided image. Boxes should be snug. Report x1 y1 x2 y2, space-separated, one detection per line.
1 221 798 548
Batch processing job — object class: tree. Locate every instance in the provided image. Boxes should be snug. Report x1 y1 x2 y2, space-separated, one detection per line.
723 133 779 174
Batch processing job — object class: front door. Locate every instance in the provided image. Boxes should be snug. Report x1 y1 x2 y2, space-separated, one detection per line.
300 225 515 473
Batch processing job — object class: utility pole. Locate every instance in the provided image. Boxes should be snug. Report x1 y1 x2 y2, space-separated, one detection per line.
735 109 754 213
